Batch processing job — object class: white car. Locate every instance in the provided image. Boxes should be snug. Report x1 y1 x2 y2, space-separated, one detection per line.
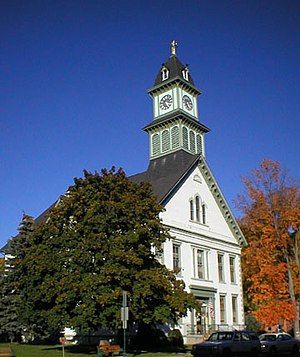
259 332 299 355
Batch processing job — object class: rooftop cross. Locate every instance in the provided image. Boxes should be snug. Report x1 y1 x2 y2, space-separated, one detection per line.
170 40 178 56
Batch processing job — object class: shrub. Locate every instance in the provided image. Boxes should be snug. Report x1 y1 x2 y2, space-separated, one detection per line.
168 329 183 348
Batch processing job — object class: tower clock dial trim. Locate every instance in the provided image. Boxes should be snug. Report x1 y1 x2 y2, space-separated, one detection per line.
159 94 173 110
182 95 193 111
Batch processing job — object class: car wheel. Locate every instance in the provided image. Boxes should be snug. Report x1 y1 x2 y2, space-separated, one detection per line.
269 346 277 356
250 347 259 357
222 348 232 357
291 344 299 356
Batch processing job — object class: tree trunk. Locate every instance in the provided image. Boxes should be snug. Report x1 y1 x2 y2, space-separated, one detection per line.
286 254 300 337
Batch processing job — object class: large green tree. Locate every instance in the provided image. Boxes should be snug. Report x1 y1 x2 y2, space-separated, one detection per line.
16 168 199 336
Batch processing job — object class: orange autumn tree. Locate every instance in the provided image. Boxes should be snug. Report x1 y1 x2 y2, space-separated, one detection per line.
237 159 300 332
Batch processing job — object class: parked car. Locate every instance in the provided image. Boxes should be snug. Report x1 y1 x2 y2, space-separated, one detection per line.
191 330 261 356
259 332 299 355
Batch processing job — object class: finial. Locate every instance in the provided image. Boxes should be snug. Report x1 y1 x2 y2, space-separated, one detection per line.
170 40 178 56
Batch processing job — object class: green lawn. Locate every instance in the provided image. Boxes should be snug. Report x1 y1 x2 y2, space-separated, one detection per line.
1 343 95 356
0 344 190 357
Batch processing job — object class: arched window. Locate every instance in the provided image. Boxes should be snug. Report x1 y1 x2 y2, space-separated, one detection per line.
195 196 200 222
190 199 194 221
182 67 189 81
202 204 206 224
171 126 180 149
182 126 189 150
190 130 196 153
196 134 202 154
152 133 160 156
161 129 170 152
161 67 169 81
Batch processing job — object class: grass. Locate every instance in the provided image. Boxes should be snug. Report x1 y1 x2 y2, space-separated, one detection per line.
0 344 190 357
1 343 95 356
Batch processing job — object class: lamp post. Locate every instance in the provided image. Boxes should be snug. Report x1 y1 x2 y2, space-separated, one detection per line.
288 227 300 338
121 291 128 357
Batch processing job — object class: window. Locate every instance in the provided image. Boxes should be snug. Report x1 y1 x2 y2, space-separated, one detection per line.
190 199 194 220
195 196 200 222
218 254 224 282
152 133 160 156
182 67 189 81
182 126 189 150
161 67 169 81
190 197 207 225
193 248 205 279
171 126 179 149
189 131 196 153
283 335 292 341
241 332 250 341
173 243 181 272
196 134 202 154
232 295 238 324
202 204 206 224
230 256 236 283
161 129 170 152
219 295 226 324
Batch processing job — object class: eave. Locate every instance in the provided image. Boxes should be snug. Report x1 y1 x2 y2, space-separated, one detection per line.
143 111 210 133
148 76 201 96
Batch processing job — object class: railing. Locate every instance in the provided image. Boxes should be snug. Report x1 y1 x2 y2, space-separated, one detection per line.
185 323 246 336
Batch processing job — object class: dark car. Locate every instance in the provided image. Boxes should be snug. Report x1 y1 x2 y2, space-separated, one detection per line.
259 332 299 355
191 330 261 356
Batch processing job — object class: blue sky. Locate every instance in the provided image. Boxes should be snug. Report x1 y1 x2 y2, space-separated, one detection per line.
1 0 299 248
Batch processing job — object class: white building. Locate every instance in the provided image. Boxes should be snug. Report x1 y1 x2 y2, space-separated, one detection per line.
131 41 247 343
1 41 247 344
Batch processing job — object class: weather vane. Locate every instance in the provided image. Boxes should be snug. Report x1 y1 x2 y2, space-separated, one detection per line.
170 40 178 56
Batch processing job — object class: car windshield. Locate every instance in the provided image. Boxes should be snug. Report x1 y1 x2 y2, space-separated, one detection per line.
208 332 234 341
259 334 277 342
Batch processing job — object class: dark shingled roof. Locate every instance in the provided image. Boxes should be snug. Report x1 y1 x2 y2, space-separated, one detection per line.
1 151 200 252
154 55 195 86
0 202 57 253
0 240 12 253
130 150 200 203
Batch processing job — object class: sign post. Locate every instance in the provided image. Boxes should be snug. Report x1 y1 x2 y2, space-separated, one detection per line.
121 291 129 357
59 337 67 357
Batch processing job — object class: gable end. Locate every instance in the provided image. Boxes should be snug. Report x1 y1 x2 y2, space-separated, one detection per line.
198 157 247 247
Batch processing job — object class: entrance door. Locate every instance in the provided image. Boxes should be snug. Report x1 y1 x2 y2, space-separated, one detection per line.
196 300 209 335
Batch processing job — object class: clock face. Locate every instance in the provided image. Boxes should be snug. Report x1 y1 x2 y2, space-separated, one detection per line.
159 94 173 110
182 95 193 111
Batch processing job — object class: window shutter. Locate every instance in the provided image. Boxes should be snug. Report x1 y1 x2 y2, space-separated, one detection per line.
196 134 202 154
171 126 179 149
190 130 196 153
183 127 189 150
152 133 160 156
162 129 170 152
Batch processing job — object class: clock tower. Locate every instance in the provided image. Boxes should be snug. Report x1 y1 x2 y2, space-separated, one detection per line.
144 41 210 159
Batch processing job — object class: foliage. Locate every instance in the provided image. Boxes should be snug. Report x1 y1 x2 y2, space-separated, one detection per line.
130 323 169 350
237 159 300 328
244 314 261 332
168 329 183 348
15 168 199 335
0 214 34 342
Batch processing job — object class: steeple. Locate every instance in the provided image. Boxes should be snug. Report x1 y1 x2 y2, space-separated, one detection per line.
154 41 195 86
144 41 210 160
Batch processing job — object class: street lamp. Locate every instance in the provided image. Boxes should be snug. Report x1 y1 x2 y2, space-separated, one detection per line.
288 227 300 338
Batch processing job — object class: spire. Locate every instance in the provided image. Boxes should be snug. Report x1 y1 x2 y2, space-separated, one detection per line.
170 40 178 56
